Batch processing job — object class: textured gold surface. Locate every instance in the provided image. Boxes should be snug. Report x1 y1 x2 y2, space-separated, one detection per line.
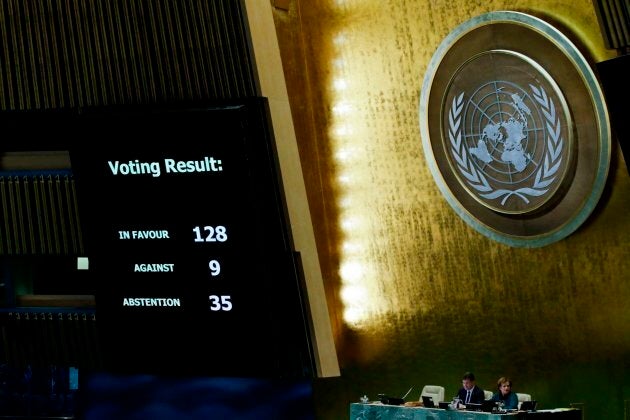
274 1 629 419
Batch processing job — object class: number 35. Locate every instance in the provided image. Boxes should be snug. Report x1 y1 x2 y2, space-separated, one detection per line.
209 295 232 311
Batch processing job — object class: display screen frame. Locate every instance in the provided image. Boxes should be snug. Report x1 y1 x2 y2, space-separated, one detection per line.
0 98 315 379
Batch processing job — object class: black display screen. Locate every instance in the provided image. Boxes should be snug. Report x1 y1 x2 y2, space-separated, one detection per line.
1 99 314 378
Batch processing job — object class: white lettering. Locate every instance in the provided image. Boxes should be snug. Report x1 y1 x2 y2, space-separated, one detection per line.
164 157 223 174
107 160 161 177
134 263 175 272
122 297 181 307
107 157 222 177
131 230 170 239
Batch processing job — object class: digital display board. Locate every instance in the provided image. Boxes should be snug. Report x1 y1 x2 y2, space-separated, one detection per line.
1 99 314 378
75 99 313 377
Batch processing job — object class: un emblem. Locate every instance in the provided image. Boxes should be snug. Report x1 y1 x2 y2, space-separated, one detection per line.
445 50 572 214
420 12 610 247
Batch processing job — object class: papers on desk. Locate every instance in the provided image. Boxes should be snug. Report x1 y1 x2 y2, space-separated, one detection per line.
537 408 575 412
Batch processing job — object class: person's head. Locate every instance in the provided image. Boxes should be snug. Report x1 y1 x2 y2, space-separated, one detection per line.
496 377 512 396
462 372 476 390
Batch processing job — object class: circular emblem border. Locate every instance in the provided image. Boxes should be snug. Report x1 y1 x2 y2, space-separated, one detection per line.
419 11 611 248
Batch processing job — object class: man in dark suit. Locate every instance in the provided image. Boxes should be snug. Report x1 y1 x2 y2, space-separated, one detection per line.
457 372 485 406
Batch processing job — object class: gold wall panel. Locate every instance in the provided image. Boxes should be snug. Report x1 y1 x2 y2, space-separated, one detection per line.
273 0 629 418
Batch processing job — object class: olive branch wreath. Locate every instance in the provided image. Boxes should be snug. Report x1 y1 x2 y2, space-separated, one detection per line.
448 85 563 206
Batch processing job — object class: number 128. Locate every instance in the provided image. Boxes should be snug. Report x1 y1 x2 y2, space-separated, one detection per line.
193 226 228 242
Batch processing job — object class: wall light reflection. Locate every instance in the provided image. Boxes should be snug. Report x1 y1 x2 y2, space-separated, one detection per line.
337 174 352 186
340 284 367 302
332 102 352 116
335 147 354 162
342 240 362 254
339 260 364 283
338 196 352 209
333 33 347 46
329 20 401 331
332 123 352 137
342 307 364 325
333 77 348 90
340 215 362 232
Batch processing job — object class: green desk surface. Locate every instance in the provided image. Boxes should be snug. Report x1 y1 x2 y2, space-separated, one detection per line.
350 404 581 420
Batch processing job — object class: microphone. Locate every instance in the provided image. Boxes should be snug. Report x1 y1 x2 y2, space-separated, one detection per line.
377 386 413 406
402 386 414 400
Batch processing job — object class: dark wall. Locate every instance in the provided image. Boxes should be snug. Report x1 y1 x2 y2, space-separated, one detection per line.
0 0 258 110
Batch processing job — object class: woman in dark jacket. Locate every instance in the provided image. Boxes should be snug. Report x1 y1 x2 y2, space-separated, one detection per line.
490 377 519 410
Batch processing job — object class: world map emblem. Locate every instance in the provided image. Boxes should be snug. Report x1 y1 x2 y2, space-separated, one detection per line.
445 51 572 215
420 12 610 247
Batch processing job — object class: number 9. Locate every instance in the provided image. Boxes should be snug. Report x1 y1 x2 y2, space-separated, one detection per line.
209 260 221 276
